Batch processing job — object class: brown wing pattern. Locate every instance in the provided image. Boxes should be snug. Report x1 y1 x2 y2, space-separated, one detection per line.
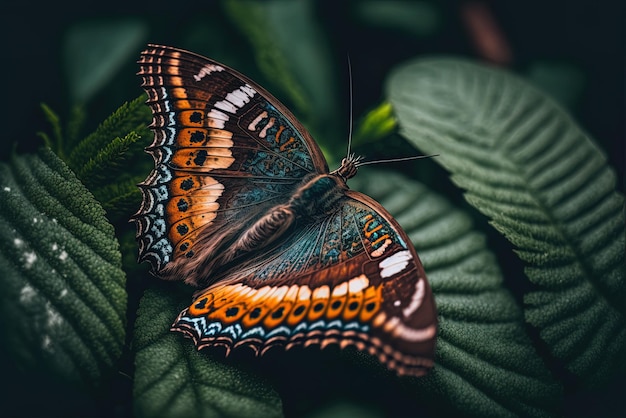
133 45 328 280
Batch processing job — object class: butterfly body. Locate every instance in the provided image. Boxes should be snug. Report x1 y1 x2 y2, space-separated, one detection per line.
134 44 437 377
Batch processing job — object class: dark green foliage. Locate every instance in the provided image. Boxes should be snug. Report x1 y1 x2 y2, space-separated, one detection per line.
351 170 562 417
67 95 151 175
387 58 625 388
133 283 283 418
38 95 152 223
0 149 126 411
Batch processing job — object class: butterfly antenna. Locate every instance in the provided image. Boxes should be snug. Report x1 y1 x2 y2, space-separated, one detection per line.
346 54 354 158
355 154 439 167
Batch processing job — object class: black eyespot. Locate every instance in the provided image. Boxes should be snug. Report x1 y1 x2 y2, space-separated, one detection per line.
348 301 359 311
194 298 208 309
193 150 208 166
293 305 305 316
190 130 205 143
225 307 239 317
189 111 202 123
177 198 189 212
365 302 377 312
271 307 285 319
331 300 342 309
313 303 324 312
249 307 262 319
181 179 194 191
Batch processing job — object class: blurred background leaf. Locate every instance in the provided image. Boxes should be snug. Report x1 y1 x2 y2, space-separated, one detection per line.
64 18 148 104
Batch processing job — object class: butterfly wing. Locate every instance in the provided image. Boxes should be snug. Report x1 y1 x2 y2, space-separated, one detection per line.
134 44 328 283
173 190 437 377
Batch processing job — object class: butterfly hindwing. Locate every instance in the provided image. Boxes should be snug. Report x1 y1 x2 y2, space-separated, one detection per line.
172 191 437 376
134 44 328 283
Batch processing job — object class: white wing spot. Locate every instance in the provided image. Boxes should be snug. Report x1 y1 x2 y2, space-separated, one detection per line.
207 109 229 129
371 238 392 257
215 99 237 114
402 279 425 318
248 111 269 131
215 85 257 114
348 275 369 293
3 186 10 192
392 323 437 342
225 85 255 107
379 250 412 278
193 64 224 81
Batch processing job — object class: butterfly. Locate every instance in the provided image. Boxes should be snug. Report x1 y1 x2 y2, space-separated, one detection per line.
133 44 437 377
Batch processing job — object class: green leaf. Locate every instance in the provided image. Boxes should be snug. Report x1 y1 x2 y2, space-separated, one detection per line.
92 176 142 220
351 169 561 417
37 103 64 155
67 95 151 178
64 18 147 103
386 58 626 387
0 148 127 389
76 131 143 189
133 283 283 418
352 101 398 146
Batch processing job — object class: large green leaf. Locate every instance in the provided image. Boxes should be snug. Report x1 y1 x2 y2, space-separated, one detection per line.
133 283 283 418
351 169 561 417
386 58 625 387
0 148 127 389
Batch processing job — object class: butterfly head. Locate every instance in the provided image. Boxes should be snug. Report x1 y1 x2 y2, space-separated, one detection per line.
332 153 363 183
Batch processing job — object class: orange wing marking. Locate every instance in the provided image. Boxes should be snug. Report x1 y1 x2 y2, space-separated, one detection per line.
186 274 387 331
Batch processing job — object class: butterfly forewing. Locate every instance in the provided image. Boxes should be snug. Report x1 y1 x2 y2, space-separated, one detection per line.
134 44 328 282
135 44 437 377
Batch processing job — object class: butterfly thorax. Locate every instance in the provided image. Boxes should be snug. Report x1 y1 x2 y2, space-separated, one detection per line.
287 173 348 218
